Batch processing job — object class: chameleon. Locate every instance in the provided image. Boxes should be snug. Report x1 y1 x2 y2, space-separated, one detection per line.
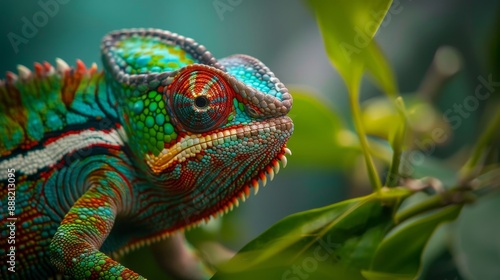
0 28 293 279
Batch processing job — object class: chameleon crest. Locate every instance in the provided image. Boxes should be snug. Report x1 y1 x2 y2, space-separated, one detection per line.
0 29 293 279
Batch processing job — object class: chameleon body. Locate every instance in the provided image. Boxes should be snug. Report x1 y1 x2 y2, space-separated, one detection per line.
0 29 293 279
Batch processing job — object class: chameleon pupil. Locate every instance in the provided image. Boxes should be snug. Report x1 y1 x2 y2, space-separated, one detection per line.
194 96 209 109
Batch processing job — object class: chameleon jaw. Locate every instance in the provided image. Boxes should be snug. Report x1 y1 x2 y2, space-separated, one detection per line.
144 117 293 174
220 146 291 206
112 146 291 259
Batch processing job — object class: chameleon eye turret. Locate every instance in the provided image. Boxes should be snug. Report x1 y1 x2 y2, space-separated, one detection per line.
0 28 293 279
165 65 235 133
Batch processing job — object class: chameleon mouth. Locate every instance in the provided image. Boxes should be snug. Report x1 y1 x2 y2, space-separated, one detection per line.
145 117 293 174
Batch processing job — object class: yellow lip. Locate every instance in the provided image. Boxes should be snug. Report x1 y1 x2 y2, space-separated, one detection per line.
145 128 239 174
145 118 292 174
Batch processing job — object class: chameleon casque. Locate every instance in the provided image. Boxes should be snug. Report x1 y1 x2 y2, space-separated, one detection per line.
0 29 293 279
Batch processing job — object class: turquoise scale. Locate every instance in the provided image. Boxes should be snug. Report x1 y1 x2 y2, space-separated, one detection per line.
219 56 285 101
114 36 199 75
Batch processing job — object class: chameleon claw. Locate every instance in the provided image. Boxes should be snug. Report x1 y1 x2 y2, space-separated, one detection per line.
284 147 292 156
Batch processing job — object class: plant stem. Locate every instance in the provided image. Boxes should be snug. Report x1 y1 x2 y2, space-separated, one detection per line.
395 187 476 224
348 78 382 193
395 195 445 224
460 108 500 178
386 97 408 187
396 166 500 224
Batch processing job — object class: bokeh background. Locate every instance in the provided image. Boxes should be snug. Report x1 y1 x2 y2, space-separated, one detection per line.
1 0 499 279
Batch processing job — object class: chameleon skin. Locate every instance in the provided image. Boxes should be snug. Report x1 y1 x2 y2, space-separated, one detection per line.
0 29 293 279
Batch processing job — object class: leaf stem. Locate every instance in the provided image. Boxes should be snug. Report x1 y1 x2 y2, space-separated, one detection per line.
348 77 382 193
385 97 408 187
396 166 500 224
395 188 473 224
460 108 500 178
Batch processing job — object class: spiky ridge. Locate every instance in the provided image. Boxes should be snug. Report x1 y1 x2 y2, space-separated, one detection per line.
0 59 107 157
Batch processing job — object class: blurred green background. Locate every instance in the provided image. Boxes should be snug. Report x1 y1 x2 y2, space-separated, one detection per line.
1 0 499 279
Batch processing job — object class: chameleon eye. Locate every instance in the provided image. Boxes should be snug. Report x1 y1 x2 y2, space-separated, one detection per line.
166 66 234 133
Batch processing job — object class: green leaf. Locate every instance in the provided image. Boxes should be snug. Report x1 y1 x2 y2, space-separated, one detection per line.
453 193 500 279
361 96 402 140
361 270 414 280
361 96 452 144
286 89 359 169
366 205 462 278
306 0 399 192
364 41 398 98
307 0 397 97
212 189 412 280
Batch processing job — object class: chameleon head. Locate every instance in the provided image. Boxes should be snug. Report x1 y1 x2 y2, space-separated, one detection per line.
102 29 293 227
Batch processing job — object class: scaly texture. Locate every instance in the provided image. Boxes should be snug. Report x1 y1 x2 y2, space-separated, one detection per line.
0 28 293 279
